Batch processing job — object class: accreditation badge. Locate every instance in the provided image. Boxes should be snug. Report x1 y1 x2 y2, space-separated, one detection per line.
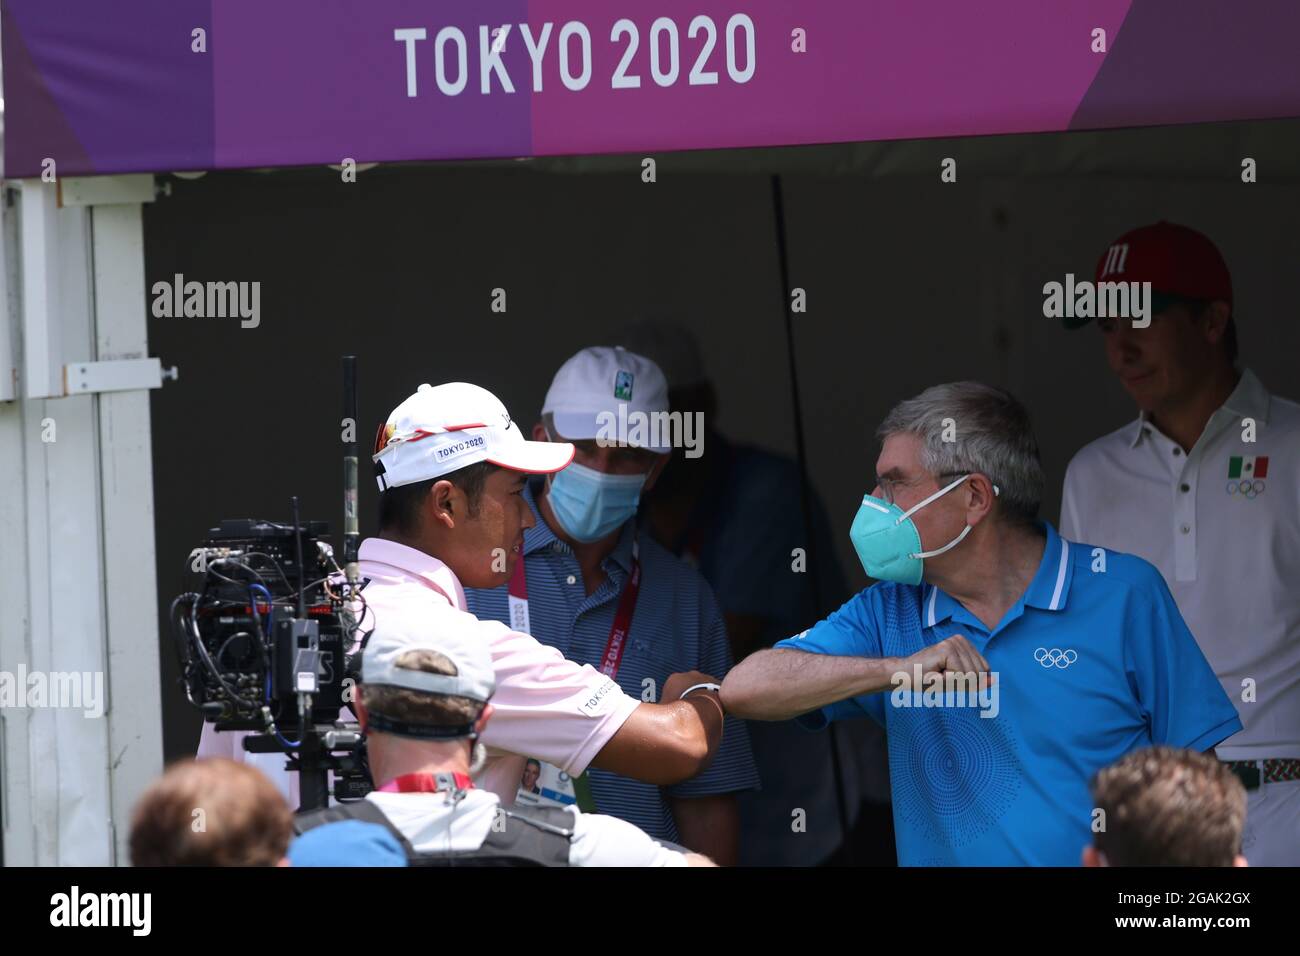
514 760 597 812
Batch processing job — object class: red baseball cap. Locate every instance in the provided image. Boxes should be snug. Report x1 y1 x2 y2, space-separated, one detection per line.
1095 220 1232 298
1069 221 1233 329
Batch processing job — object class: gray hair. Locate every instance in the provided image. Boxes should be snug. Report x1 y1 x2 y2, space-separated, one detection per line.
875 382 1045 525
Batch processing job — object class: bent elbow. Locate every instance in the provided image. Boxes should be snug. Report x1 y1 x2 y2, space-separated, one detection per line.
658 719 710 784
648 709 713 785
681 721 714 775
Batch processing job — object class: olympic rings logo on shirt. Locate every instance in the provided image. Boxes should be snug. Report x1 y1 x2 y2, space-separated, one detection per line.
1225 479 1266 498
1034 647 1078 669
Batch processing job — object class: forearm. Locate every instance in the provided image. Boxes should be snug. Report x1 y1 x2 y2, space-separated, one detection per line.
720 647 900 721
669 793 739 866
593 694 724 784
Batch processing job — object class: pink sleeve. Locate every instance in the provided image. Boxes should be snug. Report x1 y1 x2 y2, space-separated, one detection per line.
478 620 639 777
196 722 304 806
196 720 235 759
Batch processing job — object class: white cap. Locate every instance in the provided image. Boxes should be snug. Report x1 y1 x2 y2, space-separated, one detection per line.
373 382 574 491
362 616 495 704
542 347 671 452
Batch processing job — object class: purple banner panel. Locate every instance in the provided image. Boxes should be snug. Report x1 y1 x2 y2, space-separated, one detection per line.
4 0 1300 178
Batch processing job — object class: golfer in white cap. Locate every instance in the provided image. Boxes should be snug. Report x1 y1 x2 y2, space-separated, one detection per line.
464 348 758 865
201 381 725 810
367 382 726 802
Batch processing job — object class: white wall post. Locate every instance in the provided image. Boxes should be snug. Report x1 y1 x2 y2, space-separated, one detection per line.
0 178 163 866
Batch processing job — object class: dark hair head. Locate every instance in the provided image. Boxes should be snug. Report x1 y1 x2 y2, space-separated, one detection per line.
377 461 499 536
130 758 293 866
1090 746 1246 866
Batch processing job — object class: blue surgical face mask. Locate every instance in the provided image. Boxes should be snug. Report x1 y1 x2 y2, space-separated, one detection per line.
849 473 998 585
547 460 648 543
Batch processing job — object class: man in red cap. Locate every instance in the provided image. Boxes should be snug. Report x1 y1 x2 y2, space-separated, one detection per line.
1061 222 1300 865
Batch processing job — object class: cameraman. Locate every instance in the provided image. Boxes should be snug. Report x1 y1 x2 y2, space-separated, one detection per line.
201 383 726 809
294 607 714 865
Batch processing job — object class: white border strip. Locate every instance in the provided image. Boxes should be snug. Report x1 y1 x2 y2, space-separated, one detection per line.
1049 538 1070 610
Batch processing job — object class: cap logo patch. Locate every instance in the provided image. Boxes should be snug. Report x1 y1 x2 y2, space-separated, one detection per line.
580 678 620 716
614 370 634 401
435 434 486 463
1100 242 1129 278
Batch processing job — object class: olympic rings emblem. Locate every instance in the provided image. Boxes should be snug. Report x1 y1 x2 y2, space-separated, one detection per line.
1034 647 1078 669
1227 479 1266 498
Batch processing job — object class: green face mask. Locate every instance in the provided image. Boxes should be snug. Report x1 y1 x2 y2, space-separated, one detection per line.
849 474 998 584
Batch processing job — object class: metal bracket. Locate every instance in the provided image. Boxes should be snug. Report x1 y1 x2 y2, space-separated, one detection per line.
63 358 177 395
58 175 156 208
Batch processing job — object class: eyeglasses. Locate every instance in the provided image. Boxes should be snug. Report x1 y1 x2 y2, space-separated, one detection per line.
876 474 920 506
876 471 977 506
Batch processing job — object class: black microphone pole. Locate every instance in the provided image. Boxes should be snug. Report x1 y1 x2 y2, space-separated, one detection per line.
342 355 360 587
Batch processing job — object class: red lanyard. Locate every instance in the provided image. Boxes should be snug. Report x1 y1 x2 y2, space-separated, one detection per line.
508 539 641 680
377 772 474 794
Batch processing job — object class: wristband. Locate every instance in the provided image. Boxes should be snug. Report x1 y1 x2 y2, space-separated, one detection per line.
679 682 721 699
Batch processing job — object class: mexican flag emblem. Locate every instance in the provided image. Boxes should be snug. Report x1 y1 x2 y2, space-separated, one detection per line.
1228 455 1269 479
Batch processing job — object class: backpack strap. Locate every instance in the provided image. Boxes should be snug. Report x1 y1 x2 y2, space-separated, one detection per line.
294 798 418 858
294 799 575 867
468 804 574 866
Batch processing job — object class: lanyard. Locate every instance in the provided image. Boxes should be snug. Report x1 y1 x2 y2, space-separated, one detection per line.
377 772 474 794
508 537 642 680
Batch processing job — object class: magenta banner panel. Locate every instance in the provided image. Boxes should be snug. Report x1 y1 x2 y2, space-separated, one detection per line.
4 0 1300 178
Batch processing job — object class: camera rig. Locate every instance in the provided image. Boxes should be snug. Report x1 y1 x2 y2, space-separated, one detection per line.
172 357 372 811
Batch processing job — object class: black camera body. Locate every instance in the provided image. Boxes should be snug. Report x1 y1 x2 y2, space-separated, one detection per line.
179 518 349 728
173 515 371 809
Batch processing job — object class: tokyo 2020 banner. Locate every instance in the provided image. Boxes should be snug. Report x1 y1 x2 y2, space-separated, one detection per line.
4 0 1300 178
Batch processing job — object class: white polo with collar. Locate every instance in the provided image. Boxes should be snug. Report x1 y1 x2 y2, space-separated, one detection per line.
1061 369 1300 761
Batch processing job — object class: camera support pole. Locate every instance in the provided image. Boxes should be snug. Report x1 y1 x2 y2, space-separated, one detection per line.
342 355 360 586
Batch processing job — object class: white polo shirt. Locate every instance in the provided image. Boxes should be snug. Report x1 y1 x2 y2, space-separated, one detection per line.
1061 369 1300 760
199 537 641 805
365 788 688 866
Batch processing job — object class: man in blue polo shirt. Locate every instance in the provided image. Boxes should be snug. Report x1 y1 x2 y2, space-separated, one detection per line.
722 381 1241 866
464 346 758 864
